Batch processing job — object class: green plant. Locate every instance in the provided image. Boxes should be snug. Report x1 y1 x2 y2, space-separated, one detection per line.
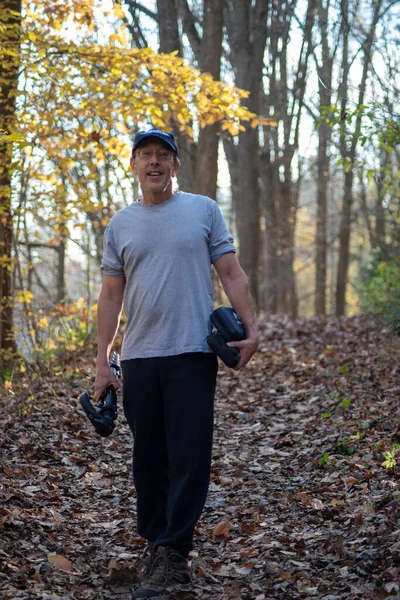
340 398 352 409
321 412 332 419
320 395 352 419
382 444 400 470
319 452 332 467
360 254 400 334
336 432 360 456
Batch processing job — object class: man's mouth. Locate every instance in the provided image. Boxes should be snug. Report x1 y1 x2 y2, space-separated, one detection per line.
147 171 162 177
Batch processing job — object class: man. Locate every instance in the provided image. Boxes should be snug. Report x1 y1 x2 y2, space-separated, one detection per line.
94 128 258 598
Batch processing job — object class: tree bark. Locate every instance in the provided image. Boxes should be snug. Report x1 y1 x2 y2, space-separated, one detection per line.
336 0 382 315
157 0 181 53
0 0 22 357
195 0 223 199
314 0 335 315
259 0 314 316
224 0 269 305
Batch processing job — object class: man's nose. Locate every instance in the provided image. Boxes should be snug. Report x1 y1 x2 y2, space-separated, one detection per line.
150 152 161 163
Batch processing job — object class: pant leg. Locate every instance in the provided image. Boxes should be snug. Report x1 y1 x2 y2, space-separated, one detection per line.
122 358 169 542
155 352 218 557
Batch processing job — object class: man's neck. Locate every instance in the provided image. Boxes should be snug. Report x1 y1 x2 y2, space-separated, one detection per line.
140 187 177 206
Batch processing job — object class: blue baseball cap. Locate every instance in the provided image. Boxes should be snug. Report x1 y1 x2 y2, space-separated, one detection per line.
132 128 179 156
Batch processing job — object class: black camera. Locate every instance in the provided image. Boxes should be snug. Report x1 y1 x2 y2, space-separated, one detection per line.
206 307 246 368
80 352 121 437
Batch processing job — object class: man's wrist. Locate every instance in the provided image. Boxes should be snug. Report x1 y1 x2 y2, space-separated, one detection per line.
245 326 258 341
96 355 110 369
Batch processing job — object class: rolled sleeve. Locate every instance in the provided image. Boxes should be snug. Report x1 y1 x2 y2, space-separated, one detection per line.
100 224 125 276
209 201 236 264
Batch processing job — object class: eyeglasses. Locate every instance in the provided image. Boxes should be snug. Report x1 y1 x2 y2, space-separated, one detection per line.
135 149 173 161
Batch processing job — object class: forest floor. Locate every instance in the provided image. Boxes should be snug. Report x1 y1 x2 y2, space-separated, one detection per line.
1 315 400 600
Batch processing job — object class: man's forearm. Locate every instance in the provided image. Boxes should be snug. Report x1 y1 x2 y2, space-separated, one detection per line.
221 272 258 340
97 295 123 367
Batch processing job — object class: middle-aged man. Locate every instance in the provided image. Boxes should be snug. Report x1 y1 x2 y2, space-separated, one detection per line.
94 128 258 598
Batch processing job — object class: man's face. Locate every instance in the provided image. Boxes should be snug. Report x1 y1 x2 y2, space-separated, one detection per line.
130 140 180 196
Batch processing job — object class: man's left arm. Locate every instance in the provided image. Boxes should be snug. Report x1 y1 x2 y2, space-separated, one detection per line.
214 252 259 369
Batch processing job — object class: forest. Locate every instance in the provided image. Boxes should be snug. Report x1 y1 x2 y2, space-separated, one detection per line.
0 0 398 365
1 1 400 600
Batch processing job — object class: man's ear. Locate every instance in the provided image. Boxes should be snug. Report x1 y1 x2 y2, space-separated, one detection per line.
130 156 138 175
172 157 181 178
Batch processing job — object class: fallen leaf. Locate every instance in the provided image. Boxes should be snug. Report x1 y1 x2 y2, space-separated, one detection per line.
212 520 231 539
48 554 73 572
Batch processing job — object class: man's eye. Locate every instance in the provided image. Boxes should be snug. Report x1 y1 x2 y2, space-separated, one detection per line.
159 152 170 159
142 150 153 158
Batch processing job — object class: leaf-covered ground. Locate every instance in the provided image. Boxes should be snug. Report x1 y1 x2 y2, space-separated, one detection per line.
1 316 400 600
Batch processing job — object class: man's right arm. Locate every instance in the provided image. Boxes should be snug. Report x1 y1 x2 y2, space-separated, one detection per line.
94 274 126 401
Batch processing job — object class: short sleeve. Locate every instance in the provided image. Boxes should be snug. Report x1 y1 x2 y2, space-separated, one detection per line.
100 223 125 276
208 201 236 264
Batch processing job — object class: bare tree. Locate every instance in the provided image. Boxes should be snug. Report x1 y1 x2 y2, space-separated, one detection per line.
224 0 269 305
0 1 22 356
259 0 315 316
335 0 384 315
312 0 340 315
125 1 224 200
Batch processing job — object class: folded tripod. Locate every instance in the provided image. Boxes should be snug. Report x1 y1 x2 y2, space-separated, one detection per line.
206 307 246 368
80 352 121 437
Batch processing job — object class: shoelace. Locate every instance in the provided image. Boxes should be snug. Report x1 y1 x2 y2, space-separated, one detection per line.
147 548 170 585
135 542 155 577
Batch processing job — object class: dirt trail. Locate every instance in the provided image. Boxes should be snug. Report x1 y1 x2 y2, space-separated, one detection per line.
1 316 399 599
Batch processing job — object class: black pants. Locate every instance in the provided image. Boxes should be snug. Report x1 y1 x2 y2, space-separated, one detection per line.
122 352 218 558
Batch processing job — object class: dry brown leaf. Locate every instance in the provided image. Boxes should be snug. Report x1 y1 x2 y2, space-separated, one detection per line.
222 583 241 599
346 477 358 487
48 554 73 572
330 499 345 506
298 491 312 506
107 558 137 584
108 558 120 575
212 520 231 539
264 561 281 575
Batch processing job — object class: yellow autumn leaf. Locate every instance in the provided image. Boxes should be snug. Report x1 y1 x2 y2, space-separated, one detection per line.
38 317 49 327
75 297 85 308
16 290 34 304
113 3 125 19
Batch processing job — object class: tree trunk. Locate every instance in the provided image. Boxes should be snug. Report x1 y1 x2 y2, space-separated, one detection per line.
157 0 181 53
259 150 279 312
315 122 330 315
224 0 269 306
375 149 388 247
156 0 195 191
336 168 353 315
158 0 224 197
195 0 223 199
234 127 261 304
259 0 314 315
55 241 66 304
314 0 334 315
335 0 382 315
0 1 22 357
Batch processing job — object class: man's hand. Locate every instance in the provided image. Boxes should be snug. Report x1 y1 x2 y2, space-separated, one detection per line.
94 363 121 402
214 253 259 370
227 333 259 370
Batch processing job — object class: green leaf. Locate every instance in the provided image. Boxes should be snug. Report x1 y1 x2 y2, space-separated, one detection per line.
319 452 331 466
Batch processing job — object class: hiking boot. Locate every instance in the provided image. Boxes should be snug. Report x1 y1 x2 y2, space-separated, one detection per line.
135 542 156 581
131 546 191 598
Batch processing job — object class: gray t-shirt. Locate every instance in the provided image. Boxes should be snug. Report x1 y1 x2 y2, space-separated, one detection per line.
101 191 236 360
